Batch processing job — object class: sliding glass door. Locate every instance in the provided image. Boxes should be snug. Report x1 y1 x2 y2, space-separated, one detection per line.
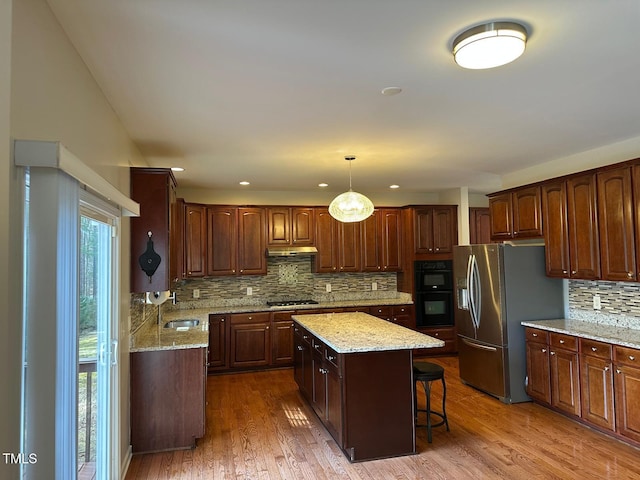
77 207 118 479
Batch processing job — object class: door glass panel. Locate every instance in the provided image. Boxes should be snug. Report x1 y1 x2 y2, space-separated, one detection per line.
78 213 112 479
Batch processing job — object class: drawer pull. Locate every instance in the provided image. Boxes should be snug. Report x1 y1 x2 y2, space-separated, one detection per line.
550 351 556 356
630 355 636 361
591 347 597 352
328 355 336 361
532 333 538 337
604 366 610 372
541 348 547 353
559 339 565 344
617 369 622 374
297 346 304 351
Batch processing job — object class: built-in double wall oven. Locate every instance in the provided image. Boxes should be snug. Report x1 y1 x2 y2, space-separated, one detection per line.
414 260 454 327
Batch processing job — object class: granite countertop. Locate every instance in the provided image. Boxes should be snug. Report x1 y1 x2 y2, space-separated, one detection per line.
130 309 210 352
521 319 640 350
292 312 444 354
131 297 413 352
168 296 413 315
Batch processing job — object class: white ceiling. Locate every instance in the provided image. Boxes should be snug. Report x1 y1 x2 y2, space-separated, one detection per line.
46 0 640 195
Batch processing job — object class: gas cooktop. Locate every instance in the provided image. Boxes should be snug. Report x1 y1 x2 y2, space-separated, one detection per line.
266 299 319 307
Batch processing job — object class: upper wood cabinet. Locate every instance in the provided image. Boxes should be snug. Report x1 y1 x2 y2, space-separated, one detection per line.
336 221 361 272
266 207 315 246
130 168 177 292
361 209 403 271
314 208 339 273
207 206 266 276
597 166 636 281
184 203 207 278
469 207 491 244
488 186 543 241
413 205 457 256
542 174 600 279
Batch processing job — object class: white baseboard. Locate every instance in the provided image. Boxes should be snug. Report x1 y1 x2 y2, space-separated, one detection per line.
120 445 132 479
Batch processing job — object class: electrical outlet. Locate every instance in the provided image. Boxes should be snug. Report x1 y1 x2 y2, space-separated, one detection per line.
193 289 200 299
247 287 253 296
325 283 332 293
593 294 601 310
371 282 378 291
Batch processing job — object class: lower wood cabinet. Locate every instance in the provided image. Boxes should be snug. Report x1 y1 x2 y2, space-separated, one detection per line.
208 303 414 374
580 338 615 431
614 346 640 443
272 311 295 366
415 326 457 356
130 348 207 453
208 314 229 372
230 312 271 368
525 327 640 447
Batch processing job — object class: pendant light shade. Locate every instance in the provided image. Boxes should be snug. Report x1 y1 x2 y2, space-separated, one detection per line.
453 21 527 70
329 156 374 223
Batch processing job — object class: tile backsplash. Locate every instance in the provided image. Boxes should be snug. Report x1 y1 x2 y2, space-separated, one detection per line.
171 256 398 308
569 279 640 328
131 256 401 332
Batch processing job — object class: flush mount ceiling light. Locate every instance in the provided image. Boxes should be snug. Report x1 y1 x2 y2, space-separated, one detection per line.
452 21 527 70
328 156 374 223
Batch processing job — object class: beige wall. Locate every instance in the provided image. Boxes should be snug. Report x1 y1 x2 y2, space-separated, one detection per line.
9 0 144 474
1 0 17 478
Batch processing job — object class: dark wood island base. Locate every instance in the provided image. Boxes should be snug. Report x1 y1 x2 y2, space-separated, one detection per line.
292 312 444 462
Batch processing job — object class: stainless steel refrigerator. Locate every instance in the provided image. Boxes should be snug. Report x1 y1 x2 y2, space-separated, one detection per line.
454 244 564 403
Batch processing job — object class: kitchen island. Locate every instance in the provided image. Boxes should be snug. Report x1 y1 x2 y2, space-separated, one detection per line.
292 312 444 462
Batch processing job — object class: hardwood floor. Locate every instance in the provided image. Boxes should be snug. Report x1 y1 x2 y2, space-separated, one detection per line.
125 356 640 479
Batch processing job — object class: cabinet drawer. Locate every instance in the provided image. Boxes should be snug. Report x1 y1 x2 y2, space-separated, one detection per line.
422 327 456 342
549 332 578 351
325 346 340 368
614 346 640 367
272 310 294 321
370 306 392 317
312 338 325 355
393 305 413 315
525 328 549 344
580 338 612 359
231 312 271 324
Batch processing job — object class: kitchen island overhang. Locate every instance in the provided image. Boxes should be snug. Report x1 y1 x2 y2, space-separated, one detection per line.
292 312 444 462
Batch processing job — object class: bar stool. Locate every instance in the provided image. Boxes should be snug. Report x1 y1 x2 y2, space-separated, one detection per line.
413 361 450 443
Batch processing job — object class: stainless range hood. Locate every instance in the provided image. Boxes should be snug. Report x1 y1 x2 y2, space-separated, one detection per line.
266 246 318 257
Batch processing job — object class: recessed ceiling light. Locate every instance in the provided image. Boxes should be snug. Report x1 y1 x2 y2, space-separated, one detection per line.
170 167 184 172
239 181 250 186
390 184 400 189
381 86 402 96
318 183 329 188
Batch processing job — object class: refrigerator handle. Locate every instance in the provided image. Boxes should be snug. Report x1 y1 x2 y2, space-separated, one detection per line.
461 337 497 352
470 254 481 329
467 254 479 332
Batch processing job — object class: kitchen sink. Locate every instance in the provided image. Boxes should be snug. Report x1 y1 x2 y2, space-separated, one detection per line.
163 319 200 329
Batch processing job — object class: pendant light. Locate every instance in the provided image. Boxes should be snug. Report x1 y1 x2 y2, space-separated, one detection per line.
329 156 374 223
452 21 527 70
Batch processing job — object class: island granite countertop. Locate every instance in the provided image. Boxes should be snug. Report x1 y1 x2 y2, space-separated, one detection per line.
521 318 640 350
292 312 444 354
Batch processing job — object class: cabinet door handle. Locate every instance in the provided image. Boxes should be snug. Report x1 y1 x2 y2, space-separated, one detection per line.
541 348 547 353
562 270 568 274
266 326 269 330
571 270 577 275
221 318 225 322
550 351 556 355
297 346 304 351
604 366 610 372
616 369 622 374
628 272 633 278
